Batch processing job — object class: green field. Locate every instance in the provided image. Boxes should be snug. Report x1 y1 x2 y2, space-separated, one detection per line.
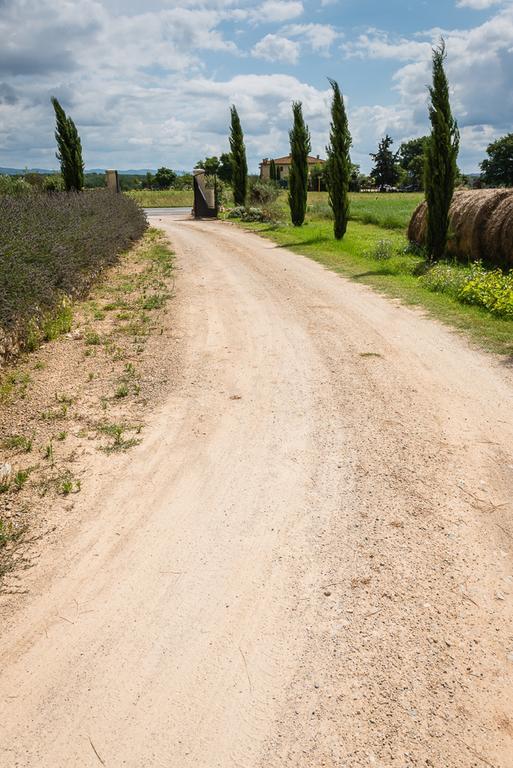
236 194 513 357
308 191 423 230
126 189 423 226
126 189 193 208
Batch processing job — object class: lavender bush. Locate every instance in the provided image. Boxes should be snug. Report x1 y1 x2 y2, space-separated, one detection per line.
0 190 147 356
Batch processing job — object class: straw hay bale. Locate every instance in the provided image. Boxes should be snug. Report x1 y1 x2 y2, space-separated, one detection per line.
408 189 513 267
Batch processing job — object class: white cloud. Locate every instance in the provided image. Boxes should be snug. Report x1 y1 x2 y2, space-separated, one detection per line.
252 1 304 23
252 33 300 63
456 0 503 8
343 29 433 60
0 0 511 174
342 6 513 171
282 23 340 55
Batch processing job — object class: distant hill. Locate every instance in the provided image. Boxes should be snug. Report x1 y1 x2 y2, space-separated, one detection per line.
0 167 190 176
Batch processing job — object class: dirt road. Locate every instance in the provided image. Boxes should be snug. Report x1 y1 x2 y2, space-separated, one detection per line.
1 218 513 767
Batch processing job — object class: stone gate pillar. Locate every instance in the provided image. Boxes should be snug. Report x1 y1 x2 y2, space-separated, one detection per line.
106 169 120 193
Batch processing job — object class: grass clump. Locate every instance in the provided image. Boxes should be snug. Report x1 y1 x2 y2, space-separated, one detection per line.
0 518 24 549
98 423 142 453
2 434 32 453
13 468 31 491
59 471 81 495
85 330 101 346
0 370 31 401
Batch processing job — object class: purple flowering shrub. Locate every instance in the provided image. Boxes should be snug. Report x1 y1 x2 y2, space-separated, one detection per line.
0 190 147 356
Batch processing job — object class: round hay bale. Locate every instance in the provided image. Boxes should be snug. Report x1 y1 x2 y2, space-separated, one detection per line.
483 193 513 268
450 189 510 262
408 189 513 268
407 200 427 244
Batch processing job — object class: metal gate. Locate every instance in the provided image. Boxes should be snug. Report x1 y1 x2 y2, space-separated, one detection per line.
193 169 218 219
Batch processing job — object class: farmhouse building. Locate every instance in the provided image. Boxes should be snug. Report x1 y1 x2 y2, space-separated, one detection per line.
259 154 326 181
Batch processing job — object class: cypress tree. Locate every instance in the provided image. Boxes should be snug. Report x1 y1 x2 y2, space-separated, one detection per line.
269 159 277 182
288 101 311 227
229 105 248 206
326 79 351 240
51 97 84 191
424 40 459 261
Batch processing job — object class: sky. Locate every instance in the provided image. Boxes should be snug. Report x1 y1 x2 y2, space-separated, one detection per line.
1 0 512 174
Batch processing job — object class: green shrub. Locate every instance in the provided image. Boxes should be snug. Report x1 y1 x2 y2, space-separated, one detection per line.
242 207 267 222
420 262 469 298
421 261 513 318
460 264 513 318
371 239 394 261
227 206 245 219
0 175 32 196
249 180 279 206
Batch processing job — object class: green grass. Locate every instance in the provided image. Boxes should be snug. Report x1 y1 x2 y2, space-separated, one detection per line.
1 434 32 453
306 191 423 230
238 216 513 357
126 189 193 208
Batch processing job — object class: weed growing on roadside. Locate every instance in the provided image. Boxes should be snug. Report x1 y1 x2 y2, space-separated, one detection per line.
421 262 513 319
98 423 142 453
2 435 32 453
115 383 129 399
85 330 101 346
42 302 73 342
0 371 31 402
142 293 168 311
40 404 68 420
43 441 54 463
59 471 81 495
13 468 31 491
0 519 24 549
55 392 74 405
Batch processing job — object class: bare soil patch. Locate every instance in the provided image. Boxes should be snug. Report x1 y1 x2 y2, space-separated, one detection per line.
0 228 178 602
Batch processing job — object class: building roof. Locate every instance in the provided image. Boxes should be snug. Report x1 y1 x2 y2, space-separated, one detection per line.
261 155 325 165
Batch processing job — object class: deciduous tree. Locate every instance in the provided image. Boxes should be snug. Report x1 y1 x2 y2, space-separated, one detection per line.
480 133 513 187
154 167 177 189
370 135 400 189
399 137 429 190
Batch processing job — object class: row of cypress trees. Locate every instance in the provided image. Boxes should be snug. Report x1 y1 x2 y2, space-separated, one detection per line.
228 83 353 239
227 92 351 237
230 39 458 260
287 39 459 260
285 81 351 238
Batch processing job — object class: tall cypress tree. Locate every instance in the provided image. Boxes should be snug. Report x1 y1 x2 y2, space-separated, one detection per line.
51 97 84 191
326 79 351 240
288 101 311 227
424 40 459 261
269 159 277 182
229 105 248 206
